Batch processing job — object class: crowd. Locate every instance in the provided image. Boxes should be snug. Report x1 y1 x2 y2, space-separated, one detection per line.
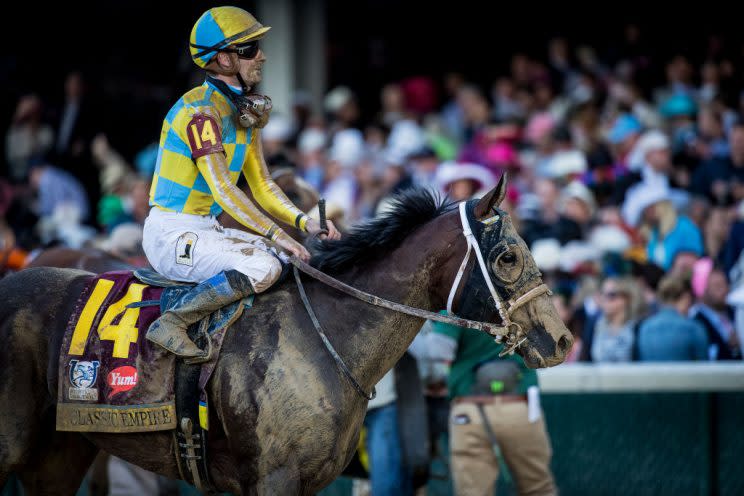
3 23 744 495
5 36 744 365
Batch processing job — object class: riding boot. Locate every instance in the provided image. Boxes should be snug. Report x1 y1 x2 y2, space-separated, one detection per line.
146 270 255 358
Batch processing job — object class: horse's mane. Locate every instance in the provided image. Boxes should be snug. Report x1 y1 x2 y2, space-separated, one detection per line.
311 188 452 273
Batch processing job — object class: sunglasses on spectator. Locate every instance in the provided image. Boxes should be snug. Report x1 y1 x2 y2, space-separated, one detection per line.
602 291 626 300
223 40 260 60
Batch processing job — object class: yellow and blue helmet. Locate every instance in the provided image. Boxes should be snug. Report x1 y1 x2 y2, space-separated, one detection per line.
189 6 271 68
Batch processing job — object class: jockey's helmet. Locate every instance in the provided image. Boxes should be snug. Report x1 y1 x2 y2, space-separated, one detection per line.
189 7 270 70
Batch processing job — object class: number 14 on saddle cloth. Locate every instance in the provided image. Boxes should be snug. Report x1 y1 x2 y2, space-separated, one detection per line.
55 271 251 434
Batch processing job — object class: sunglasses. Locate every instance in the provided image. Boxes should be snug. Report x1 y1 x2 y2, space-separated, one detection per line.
602 291 626 300
224 40 260 60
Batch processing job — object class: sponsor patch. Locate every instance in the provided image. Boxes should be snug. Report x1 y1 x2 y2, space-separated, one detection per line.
107 366 138 399
69 359 100 401
175 232 198 266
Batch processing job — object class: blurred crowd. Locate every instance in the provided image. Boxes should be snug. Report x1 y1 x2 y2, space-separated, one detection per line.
4 21 744 496
4 28 744 370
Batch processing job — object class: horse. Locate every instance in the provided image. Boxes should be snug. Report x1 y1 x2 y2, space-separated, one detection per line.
0 179 572 495
25 247 136 273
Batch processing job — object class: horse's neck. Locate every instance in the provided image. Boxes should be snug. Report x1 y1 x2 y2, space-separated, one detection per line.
312 214 464 392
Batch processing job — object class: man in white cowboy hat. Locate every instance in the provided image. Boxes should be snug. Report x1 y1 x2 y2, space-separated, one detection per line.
142 6 340 358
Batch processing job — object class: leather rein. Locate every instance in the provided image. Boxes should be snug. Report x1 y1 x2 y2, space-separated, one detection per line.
291 200 550 400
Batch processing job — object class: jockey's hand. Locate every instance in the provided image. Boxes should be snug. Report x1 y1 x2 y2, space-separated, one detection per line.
306 218 341 241
274 231 311 262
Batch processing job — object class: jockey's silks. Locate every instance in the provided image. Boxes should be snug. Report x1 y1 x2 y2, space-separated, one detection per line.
150 79 307 239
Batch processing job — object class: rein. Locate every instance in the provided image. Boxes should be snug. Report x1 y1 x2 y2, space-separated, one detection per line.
290 201 550 400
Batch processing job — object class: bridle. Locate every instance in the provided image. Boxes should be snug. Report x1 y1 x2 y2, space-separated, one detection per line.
445 201 551 357
291 200 550 400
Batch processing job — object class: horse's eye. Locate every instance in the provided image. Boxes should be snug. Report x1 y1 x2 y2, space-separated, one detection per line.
500 252 516 264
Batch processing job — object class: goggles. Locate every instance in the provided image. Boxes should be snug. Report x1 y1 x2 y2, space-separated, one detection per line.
191 40 261 62
222 40 260 60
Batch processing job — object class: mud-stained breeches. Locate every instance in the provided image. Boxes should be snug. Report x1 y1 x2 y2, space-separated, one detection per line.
143 207 282 292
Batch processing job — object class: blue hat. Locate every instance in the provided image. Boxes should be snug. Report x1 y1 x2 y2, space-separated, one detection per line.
607 114 642 144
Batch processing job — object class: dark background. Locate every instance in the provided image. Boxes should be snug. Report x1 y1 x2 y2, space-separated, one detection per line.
3 1 742 162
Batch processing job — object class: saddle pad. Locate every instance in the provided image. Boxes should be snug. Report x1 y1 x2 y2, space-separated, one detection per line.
56 271 176 433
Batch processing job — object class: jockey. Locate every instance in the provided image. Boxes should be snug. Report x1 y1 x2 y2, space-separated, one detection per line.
142 6 339 359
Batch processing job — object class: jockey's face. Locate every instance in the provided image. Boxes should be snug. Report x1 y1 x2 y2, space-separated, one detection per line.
238 48 266 88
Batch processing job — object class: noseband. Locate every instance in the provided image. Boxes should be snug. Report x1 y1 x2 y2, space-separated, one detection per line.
446 201 551 356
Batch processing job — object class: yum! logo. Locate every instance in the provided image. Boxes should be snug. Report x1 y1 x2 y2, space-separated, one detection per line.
107 366 138 398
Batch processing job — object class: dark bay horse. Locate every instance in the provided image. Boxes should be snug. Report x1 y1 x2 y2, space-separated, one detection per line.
0 179 572 495
26 247 135 273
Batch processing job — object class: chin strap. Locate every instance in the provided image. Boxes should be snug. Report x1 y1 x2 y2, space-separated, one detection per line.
236 72 249 94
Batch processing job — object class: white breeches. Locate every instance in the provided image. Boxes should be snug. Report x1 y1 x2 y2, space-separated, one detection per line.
142 208 282 292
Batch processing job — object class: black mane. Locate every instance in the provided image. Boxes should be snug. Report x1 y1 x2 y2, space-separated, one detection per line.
311 188 452 272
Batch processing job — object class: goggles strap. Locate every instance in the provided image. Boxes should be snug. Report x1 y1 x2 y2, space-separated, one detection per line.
190 25 262 58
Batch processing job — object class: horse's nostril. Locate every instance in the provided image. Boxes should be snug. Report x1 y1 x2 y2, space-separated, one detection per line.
557 335 571 355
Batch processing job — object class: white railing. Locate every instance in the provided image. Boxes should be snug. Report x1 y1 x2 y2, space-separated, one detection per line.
537 362 744 392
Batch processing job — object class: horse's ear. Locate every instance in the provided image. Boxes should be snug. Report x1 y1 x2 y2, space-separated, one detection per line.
474 174 508 220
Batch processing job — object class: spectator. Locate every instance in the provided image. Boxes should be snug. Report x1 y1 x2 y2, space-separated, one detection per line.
625 184 703 270
5 95 54 183
440 72 466 143
52 71 99 209
324 86 360 135
702 204 733 260
521 177 583 247
297 127 327 191
691 106 729 161
29 164 89 222
691 121 744 204
361 369 414 496
559 181 597 237
323 129 364 217
412 316 556 496
637 273 708 360
698 61 721 104
456 85 491 144
660 93 698 159
492 77 525 121
654 56 696 107
262 114 296 169
581 276 643 362
605 113 643 168
378 83 406 128
721 216 744 275
626 130 673 186
408 146 440 191
690 259 741 359
434 162 496 202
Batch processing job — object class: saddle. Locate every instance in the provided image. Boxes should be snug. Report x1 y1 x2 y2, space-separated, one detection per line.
132 268 196 288
56 269 252 493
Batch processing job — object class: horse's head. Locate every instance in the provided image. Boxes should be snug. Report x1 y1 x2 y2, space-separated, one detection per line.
449 175 573 368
